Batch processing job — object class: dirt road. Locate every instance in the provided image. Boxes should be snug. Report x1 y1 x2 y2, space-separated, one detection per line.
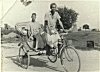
1 43 100 72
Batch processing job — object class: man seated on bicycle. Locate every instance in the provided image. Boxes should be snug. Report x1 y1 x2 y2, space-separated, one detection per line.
44 3 64 48
15 13 45 53
29 13 45 51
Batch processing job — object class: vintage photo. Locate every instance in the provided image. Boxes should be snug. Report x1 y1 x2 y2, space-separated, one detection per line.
0 0 100 72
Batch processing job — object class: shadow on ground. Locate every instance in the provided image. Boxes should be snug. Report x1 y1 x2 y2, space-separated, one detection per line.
5 56 63 72
29 57 63 72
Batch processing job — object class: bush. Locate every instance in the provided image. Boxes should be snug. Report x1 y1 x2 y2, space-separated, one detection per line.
91 29 97 32
57 7 79 30
83 24 89 30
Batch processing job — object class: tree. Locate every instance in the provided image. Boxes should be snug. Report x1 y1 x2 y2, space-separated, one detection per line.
56 7 79 30
91 29 97 32
83 24 89 30
78 27 82 31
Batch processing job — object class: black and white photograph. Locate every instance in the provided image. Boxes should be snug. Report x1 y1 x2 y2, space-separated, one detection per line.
0 0 100 72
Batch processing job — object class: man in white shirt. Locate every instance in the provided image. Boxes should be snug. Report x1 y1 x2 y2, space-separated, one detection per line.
44 3 64 48
15 13 45 52
44 3 64 34
29 13 45 51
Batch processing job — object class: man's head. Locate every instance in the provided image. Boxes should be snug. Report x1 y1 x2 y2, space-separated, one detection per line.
31 13 36 22
50 3 57 12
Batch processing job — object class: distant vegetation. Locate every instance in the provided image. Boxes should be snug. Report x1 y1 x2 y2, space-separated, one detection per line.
1 24 16 37
91 29 99 32
83 24 89 30
1 24 19 43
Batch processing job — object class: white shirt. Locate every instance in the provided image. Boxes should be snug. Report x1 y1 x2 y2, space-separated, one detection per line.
29 21 41 35
44 11 61 30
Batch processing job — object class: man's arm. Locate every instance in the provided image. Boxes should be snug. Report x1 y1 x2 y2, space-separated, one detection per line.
44 13 48 32
58 19 64 30
56 12 64 30
28 25 35 40
44 20 48 33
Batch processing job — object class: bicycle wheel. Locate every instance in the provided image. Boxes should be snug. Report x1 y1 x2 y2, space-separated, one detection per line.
18 46 30 69
48 48 58 63
60 46 81 72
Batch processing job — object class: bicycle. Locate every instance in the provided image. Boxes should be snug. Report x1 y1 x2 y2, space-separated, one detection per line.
17 29 81 72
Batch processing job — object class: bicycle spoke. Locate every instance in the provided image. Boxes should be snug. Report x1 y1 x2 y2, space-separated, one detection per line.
60 46 81 72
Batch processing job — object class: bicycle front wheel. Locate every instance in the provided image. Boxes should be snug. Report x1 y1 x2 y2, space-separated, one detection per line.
60 46 81 72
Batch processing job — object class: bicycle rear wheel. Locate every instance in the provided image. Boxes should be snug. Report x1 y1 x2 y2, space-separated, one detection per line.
60 46 81 72
18 46 30 69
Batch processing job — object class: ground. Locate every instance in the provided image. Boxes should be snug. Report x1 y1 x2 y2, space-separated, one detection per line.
1 43 100 72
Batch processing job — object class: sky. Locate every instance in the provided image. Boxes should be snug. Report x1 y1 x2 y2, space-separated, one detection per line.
0 0 100 29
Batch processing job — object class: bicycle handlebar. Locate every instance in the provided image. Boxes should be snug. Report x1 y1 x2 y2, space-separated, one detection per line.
59 29 69 36
60 32 68 36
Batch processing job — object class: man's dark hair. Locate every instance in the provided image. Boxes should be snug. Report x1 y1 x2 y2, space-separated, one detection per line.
50 3 57 9
32 13 36 16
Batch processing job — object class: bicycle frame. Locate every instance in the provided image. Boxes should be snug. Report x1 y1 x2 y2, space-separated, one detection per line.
57 33 68 56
